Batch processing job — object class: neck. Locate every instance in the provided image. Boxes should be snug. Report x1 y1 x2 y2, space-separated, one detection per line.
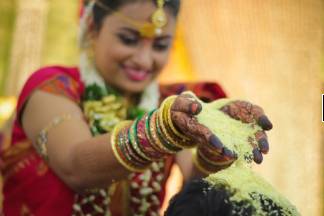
108 85 141 107
124 92 141 106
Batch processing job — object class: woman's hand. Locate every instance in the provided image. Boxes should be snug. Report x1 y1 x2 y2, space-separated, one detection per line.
170 93 273 169
170 94 236 161
220 100 273 163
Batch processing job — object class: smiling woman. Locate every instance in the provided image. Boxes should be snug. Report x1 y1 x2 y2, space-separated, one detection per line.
90 1 177 94
0 0 274 215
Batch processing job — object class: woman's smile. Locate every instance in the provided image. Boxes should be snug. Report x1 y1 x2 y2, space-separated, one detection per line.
121 64 152 82
91 1 176 94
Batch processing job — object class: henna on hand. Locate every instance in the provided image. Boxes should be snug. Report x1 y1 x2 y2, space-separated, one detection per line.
255 131 269 154
220 100 273 130
170 94 236 160
219 100 272 164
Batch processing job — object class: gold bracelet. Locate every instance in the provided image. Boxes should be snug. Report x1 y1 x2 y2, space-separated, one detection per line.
160 96 196 149
163 99 196 148
150 112 175 154
111 121 147 173
157 104 185 149
156 108 182 152
163 96 190 142
198 147 233 167
161 98 184 147
36 114 80 161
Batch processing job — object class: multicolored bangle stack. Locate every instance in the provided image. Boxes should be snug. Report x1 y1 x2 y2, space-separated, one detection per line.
111 96 196 173
192 145 232 175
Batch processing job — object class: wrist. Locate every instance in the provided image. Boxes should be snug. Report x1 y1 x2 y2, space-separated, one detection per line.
159 96 196 148
192 146 232 175
111 96 201 173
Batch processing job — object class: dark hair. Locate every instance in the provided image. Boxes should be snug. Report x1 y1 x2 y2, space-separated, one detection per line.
164 179 291 216
92 0 181 30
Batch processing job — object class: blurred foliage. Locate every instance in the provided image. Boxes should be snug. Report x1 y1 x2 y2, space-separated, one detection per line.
0 1 16 96
41 0 79 66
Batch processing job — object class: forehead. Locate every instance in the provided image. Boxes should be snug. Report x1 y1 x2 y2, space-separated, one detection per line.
103 1 177 34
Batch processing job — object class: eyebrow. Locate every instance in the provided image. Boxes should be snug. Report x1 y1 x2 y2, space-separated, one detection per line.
119 27 173 40
119 27 139 36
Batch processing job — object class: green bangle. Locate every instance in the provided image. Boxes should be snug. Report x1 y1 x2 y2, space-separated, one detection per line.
145 109 163 153
129 118 152 161
150 112 175 154
155 111 181 153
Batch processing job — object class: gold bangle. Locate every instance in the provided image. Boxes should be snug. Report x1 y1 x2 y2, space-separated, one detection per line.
150 112 175 154
157 105 184 149
156 109 182 151
163 96 190 142
160 96 196 149
111 121 147 173
163 101 196 148
198 147 233 167
158 99 185 149
144 111 165 155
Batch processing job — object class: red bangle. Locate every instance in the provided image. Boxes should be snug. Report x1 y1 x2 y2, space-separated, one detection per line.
137 114 165 161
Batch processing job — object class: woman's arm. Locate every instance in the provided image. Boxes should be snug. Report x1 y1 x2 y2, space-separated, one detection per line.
22 90 129 192
23 90 265 192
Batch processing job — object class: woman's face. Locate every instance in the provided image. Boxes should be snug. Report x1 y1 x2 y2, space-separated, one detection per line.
92 1 177 94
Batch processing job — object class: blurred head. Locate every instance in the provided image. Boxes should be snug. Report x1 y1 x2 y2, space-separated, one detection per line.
165 180 299 216
87 0 180 94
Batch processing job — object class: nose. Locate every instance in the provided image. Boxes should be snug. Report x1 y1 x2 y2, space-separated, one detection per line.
132 41 154 71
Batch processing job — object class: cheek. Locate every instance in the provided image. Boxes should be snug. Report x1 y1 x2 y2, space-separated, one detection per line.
94 37 132 70
154 52 170 72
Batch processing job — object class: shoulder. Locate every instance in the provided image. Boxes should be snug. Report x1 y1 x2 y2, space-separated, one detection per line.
159 82 227 102
17 66 84 115
26 66 81 85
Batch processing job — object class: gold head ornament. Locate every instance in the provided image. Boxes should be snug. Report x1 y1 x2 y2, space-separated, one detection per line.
94 0 167 38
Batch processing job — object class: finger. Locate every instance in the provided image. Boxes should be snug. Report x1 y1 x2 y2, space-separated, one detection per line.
171 111 208 142
250 105 273 130
199 146 235 165
255 131 269 154
221 101 255 123
258 139 269 154
171 94 202 115
197 148 235 172
220 102 240 120
257 115 273 131
209 135 224 153
248 136 263 164
253 148 263 164
222 147 238 161
171 111 223 152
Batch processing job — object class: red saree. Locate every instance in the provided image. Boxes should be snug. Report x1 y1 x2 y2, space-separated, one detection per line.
1 66 226 216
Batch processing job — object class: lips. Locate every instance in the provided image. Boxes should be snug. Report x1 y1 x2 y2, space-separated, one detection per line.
122 66 151 82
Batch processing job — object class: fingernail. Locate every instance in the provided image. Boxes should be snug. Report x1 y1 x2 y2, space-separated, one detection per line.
190 102 202 115
222 147 235 159
209 135 223 151
233 152 238 160
253 149 263 164
258 138 269 154
258 115 273 130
